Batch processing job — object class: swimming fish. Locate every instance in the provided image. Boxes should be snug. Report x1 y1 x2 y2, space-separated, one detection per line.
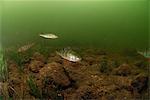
39 32 58 39
137 48 150 58
17 43 35 53
56 48 81 62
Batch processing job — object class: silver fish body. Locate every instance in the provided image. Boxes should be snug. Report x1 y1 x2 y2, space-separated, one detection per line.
39 33 58 39
56 48 81 62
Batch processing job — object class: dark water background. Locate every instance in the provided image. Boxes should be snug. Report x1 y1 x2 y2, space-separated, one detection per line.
0 0 149 50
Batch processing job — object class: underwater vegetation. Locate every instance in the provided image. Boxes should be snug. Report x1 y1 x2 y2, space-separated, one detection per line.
99 57 111 74
3 45 149 100
0 50 9 100
27 75 42 99
0 50 8 81
6 51 30 72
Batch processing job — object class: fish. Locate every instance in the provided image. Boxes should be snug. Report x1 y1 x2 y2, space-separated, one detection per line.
17 43 35 53
39 32 58 39
137 48 150 58
56 48 81 62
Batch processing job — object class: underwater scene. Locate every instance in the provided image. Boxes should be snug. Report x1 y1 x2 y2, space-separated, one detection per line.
0 0 149 100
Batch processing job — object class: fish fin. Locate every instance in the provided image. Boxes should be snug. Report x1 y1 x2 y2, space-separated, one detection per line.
56 51 60 55
64 47 71 51
137 51 143 55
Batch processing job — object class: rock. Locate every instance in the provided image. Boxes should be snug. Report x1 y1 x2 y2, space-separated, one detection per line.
28 60 44 73
113 63 132 76
131 74 148 93
32 52 45 62
39 62 71 87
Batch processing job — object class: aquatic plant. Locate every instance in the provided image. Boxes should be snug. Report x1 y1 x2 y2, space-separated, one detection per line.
27 75 42 98
111 60 120 68
0 50 10 99
8 51 24 71
99 60 108 73
6 50 32 72
0 50 8 82
99 58 111 74
0 82 9 99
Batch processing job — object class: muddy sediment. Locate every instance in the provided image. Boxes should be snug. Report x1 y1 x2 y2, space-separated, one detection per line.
3 48 149 100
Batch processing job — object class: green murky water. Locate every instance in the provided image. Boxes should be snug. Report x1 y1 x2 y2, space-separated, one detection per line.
0 1 149 99
0 0 149 50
